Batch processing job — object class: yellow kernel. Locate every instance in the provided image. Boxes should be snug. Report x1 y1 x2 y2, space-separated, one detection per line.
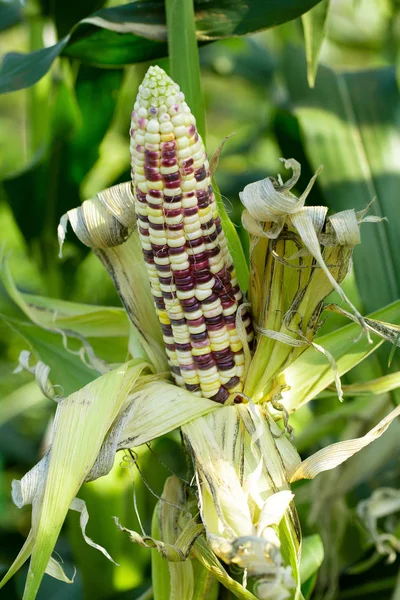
161 133 175 142
191 346 211 356
230 341 243 353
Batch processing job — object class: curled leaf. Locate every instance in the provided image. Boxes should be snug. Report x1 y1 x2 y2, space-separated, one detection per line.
290 403 400 482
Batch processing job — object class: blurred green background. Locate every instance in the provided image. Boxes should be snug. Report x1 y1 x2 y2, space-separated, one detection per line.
1 0 400 598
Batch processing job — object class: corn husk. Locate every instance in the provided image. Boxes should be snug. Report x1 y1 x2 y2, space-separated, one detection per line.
58 183 168 372
0 354 221 599
240 158 370 404
182 404 302 600
119 474 255 600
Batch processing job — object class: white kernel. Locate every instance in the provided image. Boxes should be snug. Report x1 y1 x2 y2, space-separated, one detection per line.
170 252 189 265
171 114 185 126
203 306 223 318
174 125 187 137
182 196 197 208
184 222 201 234
164 187 181 197
178 147 192 159
195 288 212 301
188 323 206 334
165 215 183 226
147 119 160 133
185 309 203 320
181 179 196 192
177 289 195 300
177 136 190 149
160 121 174 134
171 260 189 271
168 236 186 247
137 182 148 193
187 244 206 255
223 304 238 317
138 107 147 117
145 132 161 144
183 214 199 225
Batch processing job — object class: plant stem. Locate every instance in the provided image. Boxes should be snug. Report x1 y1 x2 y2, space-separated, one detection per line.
165 0 205 140
164 0 249 291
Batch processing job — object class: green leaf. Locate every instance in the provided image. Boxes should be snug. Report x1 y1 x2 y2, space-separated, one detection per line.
301 0 330 87
50 0 106 39
299 534 324 583
284 52 400 314
1 316 98 395
0 39 69 94
282 300 400 413
166 0 205 140
0 0 325 93
0 0 23 32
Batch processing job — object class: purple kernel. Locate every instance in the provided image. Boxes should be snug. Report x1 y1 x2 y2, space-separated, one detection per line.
181 166 194 176
206 315 224 326
191 331 208 342
169 245 186 255
173 268 191 279
195 166 207 182
161 141 176 151
149 223 164 231
188 125 196 136
164 208 182 217
212 348 232 360
226 376 241 390
191 259 209 271
162 151 176 160
218 360 235 371
180 364 196 372
186 383 201 392
163 172 180 183
170 317 186 326
181 297 200 309
175 276 193 286
164 181 181 190
183 207 198 217
146 173 162 182
162 159 177 168
168 223 184 231
202 293 218 305
187 238 204 248
145 149 160 158
175 342 192 351
207 323 225 332
182 158 194 168
189 252 207 263
159 276 173 285
210 387 229 404
148 189 163 198
164 194 182 203
187 316 205 327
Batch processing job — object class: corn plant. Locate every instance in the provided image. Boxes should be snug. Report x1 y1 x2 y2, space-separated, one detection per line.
2 2 400 600
1 61 400 600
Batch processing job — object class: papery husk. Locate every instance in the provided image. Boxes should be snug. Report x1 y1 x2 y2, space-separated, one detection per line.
1 354 221 599
118 474 256 600
240 158 373 404
58 182 168 372
182 403 302 600
280 300 400 413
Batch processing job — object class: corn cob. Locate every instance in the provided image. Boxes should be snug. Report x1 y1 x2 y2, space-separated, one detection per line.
130 66 253 403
